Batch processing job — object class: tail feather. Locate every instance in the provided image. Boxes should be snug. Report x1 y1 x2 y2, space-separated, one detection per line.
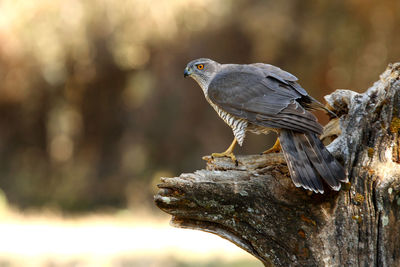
279 130 324 193
292 134 324 193
279 130 347 193
297 133 340 190
303 133 347 187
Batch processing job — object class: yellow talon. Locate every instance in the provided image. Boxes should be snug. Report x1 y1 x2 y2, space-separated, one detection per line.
262 138 281 154
211 151 237 162
211 138 237 163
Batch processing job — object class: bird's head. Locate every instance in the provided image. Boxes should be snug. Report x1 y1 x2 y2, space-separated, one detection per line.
184 58 220 88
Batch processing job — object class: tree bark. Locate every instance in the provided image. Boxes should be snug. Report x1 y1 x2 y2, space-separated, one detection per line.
154 63 400 267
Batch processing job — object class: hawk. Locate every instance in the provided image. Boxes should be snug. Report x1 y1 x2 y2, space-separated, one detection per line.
184 58 347 193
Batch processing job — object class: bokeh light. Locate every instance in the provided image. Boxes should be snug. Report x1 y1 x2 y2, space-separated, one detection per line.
0 0 399 265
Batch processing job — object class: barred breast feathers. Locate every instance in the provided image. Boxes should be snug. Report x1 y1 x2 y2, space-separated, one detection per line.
200 82 247 146
207 99 248 146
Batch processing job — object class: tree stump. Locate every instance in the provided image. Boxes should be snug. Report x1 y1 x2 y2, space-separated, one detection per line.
154 63 400 266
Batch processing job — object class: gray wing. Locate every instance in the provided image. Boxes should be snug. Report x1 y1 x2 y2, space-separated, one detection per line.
252 63 336 115
207 69 323 134
250 63 298 82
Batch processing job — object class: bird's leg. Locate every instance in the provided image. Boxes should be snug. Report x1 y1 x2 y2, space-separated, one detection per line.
262 138 281 154
212 138 237 162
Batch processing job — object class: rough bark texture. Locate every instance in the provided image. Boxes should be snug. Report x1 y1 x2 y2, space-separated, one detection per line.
154 63 400 267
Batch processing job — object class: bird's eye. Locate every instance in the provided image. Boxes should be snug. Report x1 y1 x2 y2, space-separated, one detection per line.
196 64 204 70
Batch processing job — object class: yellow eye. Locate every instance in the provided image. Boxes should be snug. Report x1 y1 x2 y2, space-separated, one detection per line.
197 64 204 70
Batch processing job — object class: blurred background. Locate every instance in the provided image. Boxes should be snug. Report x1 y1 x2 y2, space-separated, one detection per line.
0 0 399 266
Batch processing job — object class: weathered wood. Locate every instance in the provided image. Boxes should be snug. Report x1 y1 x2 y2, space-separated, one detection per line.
154 63 400 266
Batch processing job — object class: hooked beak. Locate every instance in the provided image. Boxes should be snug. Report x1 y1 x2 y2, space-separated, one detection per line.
184 67 191 77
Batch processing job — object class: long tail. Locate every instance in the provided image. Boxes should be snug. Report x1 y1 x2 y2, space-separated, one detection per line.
279 130 347 193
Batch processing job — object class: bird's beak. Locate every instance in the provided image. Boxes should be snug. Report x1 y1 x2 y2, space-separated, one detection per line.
184 67 191 78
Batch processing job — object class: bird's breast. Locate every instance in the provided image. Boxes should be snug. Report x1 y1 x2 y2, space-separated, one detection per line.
205 96 248 146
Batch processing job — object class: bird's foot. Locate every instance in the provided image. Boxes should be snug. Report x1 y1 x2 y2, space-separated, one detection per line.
262 146 281 154
211 138 238 165
262 139 281 154
211 151 237 164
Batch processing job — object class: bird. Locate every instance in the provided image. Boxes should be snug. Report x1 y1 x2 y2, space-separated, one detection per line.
184 58 348 193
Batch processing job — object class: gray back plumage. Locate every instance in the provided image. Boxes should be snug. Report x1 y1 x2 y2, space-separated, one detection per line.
207 65 323 134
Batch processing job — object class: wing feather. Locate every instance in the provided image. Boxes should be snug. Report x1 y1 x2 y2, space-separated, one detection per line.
208 69 322 134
